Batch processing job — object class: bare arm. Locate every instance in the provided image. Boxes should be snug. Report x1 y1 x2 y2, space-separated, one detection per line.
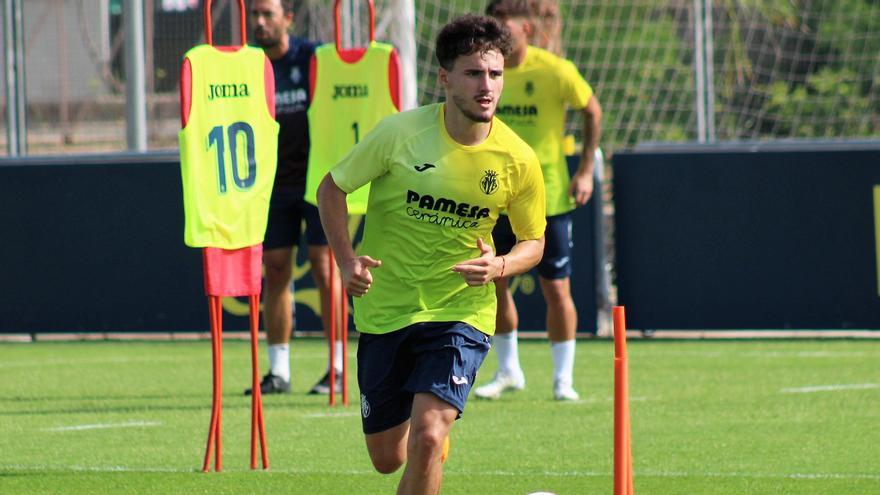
316 174 381 296
569 95 603 206
452 236 545 286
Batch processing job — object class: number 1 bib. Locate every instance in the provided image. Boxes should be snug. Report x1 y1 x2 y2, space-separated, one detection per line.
304 42 397 215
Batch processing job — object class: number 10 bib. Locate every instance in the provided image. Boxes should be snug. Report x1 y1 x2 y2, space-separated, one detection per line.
179 45 279 249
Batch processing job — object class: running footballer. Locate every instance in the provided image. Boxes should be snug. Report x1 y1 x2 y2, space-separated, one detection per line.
317 15 545 495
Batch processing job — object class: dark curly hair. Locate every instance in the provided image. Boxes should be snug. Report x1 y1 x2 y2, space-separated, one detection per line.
484 0 532 19
435 15 512 70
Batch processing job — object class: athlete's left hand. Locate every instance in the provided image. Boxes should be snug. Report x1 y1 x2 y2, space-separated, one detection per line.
569 170 594 206
452 238 502 286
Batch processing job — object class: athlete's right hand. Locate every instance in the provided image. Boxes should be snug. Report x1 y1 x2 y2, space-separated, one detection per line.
341 256 382 297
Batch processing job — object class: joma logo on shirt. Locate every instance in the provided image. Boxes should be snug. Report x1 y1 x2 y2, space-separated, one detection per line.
406 190 490 219
332 84 369 100
208 83 250 100
496 105 538 116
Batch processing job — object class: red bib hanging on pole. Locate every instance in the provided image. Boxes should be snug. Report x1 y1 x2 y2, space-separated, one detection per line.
202 246 263 296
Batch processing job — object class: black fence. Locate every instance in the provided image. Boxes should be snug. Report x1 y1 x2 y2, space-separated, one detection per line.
613 142 880 330
0 153 600 334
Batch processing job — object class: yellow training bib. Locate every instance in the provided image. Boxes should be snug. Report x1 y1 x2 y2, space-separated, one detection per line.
179 45 279 249
305 42 398 214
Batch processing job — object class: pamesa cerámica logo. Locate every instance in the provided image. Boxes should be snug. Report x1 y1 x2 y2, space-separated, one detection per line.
406 190 490 219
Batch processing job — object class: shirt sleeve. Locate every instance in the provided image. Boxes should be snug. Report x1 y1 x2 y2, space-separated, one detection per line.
559 59 593 110
329 120 392 193
506 151 547 241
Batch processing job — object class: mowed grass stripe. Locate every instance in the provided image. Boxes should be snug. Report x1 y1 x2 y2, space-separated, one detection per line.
42 420 162 432
780 383 879 393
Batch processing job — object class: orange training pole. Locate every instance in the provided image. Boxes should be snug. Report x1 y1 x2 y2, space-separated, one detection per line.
213 295 224 472
328 249 337 406
342 287 349 406
202 295 224 472
202 296 221 472
248 294 269 469
613 306 633 495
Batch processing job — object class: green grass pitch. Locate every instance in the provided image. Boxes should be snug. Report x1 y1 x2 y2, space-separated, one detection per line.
1 338 878 494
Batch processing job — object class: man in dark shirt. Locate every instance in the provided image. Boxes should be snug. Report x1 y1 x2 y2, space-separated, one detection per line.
246 0 340 395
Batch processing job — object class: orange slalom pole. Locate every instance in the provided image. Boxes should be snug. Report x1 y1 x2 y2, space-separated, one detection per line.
613 306 633 495
249 296 258 469
628 424 634 495
214 295 224 472
341 288 349 406
328 249 337 406
202 296 221 472
248 294 269 469
258 394 268 468
626 385 633 495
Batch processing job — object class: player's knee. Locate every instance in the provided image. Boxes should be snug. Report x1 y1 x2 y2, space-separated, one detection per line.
541 278 571 304
263 263 291 288
369 451 405 474
308 248 332 284
410 426 445 456
309 259 329 285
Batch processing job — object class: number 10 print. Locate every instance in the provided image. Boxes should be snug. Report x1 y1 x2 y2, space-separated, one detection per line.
208 122 257 194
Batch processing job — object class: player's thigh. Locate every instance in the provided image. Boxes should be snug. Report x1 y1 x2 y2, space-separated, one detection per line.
539 274 572 305
301 201 328 247
364 419 409 473
306 244 332 288
264 189 306 251
406 322 491 418
536 212 573 280
263 247 294 288
409 392 458 439
357 331 417 436
494 275 511 298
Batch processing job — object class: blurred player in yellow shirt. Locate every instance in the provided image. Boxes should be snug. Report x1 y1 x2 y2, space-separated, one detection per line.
477 0 603 401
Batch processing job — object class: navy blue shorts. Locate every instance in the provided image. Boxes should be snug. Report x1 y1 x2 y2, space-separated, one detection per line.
263 188 327 250
492 212 573 279
356 322 491 435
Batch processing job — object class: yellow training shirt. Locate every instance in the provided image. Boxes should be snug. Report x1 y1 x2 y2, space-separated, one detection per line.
179 45 279 249
330 103 546 335
497 46 592 216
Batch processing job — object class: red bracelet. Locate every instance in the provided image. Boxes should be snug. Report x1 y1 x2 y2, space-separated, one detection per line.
498 255 506 280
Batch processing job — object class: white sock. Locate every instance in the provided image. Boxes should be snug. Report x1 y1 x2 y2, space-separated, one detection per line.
332 340 343 373
551 339 576 387
268 343 290 381
493 330 523 377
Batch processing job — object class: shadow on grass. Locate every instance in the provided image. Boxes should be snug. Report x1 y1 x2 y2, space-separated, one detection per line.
0 472 30 477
